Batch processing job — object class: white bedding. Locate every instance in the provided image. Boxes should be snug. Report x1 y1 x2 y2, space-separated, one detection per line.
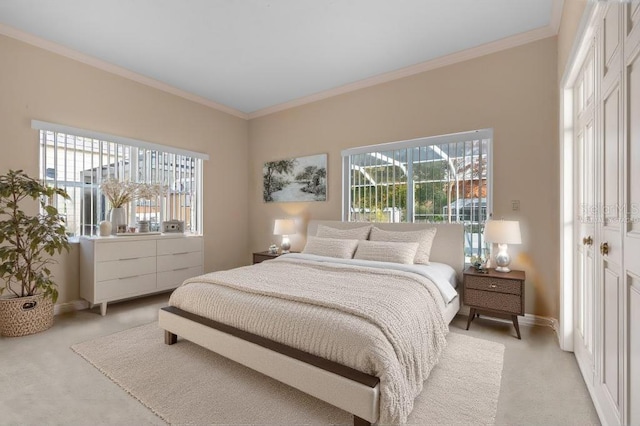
281 253 459 302
169 254 452 423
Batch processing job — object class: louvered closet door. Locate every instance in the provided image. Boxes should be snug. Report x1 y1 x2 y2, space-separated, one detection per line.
623 3 640 425
595 4 625 424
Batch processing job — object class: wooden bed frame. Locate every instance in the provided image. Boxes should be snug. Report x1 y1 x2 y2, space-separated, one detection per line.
159 220 464 425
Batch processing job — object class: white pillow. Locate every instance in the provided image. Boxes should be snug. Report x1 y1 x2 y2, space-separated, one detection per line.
302 236 359 259
316 224 372 240
369 226 437 264
354 240 419 264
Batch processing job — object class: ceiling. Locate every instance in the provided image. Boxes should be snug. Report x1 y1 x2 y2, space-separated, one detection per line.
0 0 558 117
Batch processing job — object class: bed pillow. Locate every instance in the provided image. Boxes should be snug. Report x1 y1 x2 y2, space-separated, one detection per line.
353 240 419 264
369 226 437 264
316 224 372 240
302 236 359 259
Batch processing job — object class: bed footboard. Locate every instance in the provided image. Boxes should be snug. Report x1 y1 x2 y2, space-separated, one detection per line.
159 306 379 425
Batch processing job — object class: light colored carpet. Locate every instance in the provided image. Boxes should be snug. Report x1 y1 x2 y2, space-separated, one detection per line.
71 322 504 425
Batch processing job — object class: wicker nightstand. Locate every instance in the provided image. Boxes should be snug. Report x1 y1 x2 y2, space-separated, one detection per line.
463 266 525 339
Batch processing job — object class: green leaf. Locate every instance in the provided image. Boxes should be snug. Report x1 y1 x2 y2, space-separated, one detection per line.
0 170 68 299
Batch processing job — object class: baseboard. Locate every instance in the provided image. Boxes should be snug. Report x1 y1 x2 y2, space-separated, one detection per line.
54 299 89 315
458 305 559 332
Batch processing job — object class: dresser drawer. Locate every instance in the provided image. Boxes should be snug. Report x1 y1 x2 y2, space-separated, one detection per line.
95 240 157 262
465 276 522 295
96 256 156 282
157 266 203 291
94 272 157 302
464 288 523 314
157 237 202 256
157 251 202 273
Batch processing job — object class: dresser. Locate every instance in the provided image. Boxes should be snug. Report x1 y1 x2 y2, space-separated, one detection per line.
463 266 525 339
80 234 203 315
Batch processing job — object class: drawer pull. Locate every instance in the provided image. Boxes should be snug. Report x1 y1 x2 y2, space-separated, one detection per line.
118 274 141 280
119 257 141 261
173 252 189 255
489 284 497 289
172 267 190 272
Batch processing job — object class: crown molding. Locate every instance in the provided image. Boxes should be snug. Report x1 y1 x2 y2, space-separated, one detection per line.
550 0 566 34
248 24 557 119
0 23 249 120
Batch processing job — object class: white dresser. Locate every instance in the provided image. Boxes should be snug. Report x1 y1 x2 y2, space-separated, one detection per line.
79 234 203 315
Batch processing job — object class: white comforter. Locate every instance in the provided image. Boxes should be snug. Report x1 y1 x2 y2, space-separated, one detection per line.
169 254 451 423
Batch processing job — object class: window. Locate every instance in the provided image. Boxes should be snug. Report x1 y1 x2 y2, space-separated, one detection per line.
34 120 208 238
342 129 492 261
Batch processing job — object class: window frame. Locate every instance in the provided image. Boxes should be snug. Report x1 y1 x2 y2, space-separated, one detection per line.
33 120 208 239
341 129 493 260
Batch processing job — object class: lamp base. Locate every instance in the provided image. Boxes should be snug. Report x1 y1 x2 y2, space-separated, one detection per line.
494 243 512 273
280 235 291 254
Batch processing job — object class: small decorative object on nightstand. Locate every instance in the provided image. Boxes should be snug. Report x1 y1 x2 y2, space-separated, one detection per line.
463 266 525 339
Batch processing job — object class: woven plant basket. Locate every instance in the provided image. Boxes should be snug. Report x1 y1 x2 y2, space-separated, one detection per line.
0 293 54 337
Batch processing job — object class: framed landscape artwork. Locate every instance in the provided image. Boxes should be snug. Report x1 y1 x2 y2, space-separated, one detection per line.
263 154 327 202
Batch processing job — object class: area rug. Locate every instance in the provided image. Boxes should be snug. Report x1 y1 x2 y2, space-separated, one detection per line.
71 323 504 425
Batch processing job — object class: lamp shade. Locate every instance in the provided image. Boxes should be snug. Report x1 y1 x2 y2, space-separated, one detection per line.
483 220 522 244
273 219 296 236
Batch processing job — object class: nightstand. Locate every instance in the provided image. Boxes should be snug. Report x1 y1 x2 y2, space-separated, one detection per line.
252 251 281 264
252 251 301 264
463 266 525 339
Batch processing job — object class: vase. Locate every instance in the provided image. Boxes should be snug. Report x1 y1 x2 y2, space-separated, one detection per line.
109 207 127 235
98 220 112 237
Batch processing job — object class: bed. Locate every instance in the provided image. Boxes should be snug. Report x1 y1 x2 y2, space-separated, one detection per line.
159 220 464 425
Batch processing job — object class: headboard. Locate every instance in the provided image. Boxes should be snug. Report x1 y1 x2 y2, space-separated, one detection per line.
307 220 465 281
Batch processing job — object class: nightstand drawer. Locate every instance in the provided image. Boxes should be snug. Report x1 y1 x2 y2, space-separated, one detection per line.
464 288 522 314
465 276 522 295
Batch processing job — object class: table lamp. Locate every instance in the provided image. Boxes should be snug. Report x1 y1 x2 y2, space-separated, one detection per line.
483 219 521 273
273 219 296 254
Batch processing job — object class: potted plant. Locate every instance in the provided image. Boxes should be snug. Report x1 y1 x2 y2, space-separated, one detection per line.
0 170 70 337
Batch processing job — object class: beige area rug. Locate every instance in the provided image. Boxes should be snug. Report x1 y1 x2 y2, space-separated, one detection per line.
71 323 504 425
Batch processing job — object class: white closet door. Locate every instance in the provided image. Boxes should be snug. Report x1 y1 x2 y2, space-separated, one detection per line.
599 81 623 424
596 4 624 424
624 3 640 425
574 46 596 380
